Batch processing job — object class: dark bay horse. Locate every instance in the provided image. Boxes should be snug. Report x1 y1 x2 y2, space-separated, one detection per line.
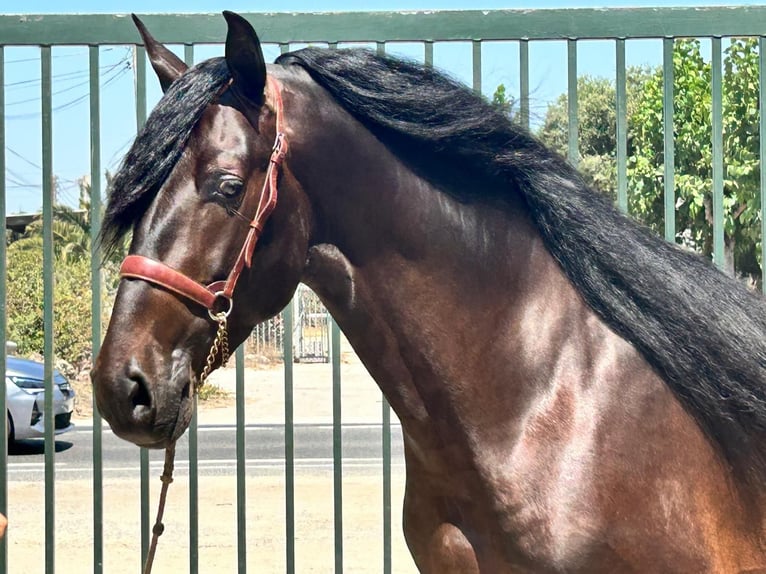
91 12 766 572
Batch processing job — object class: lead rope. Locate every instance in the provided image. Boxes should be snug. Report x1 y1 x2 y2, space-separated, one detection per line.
142 312 230 574
142 442 176 574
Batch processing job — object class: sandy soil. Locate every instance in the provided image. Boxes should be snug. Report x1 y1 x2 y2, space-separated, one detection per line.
5 357 420 573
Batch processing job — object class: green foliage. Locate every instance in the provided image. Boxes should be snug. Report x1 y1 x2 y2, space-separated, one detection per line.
538 70 652 200
628 40 711 238
539 76 615 157
491 83 517 119
5 172 124 367
196 383 230 403
722 38 762 275
21 205 90 264
628 38 761 275
535 39 763 279
6 241 92 366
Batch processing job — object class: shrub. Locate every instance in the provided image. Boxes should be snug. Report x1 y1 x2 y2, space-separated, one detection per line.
6 240 92 368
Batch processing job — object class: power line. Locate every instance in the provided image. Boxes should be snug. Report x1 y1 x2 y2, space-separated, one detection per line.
6 167 36 187
6 62 127 90
4 46 118 66
6 53 131 107
6 148 89 191
4 178 83 208
6 147 41 170
5 62 131 120
56 183 81 206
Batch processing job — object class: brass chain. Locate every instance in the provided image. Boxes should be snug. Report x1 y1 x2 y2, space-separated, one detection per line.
198 313 230 389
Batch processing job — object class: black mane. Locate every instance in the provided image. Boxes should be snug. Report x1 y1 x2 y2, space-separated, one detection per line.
100 57 231 255
277 47 766 486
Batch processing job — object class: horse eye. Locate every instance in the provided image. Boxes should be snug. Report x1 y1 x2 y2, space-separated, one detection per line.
217 177 244 198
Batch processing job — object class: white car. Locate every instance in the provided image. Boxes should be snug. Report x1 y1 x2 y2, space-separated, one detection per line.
6 356 75 442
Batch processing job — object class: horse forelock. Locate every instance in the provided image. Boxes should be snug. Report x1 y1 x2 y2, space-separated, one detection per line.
278 47 766 490
100 57 231 257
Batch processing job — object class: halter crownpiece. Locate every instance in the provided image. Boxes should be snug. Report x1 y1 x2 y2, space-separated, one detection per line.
119 74 287 321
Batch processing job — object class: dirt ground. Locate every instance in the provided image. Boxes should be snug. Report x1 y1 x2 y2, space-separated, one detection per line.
5 355 420 573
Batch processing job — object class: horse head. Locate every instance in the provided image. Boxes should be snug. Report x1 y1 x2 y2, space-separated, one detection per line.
91 12 310 447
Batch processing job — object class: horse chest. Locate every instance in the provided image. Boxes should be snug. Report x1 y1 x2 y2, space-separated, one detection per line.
400 443 604 573
400 425 593 572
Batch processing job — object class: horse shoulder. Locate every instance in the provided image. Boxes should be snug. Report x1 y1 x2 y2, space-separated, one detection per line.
481 308 764 571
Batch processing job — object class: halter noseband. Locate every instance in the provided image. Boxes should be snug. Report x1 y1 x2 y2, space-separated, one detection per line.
119 75 288 380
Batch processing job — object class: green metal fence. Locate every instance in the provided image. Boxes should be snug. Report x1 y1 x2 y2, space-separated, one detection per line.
1 6 766 572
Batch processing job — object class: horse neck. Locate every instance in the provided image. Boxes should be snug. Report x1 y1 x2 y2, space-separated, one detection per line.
292 101 589 430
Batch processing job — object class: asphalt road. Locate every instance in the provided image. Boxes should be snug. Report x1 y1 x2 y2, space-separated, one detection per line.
6 423 406 481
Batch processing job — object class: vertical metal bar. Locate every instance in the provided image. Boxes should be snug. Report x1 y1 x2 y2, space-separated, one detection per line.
567 39 579 167
182 43 200 574
297 40 340 565
89 45 104 574
519 39 530 130
424 41 433 68
382 396 392 574
188 399 199 571
235 344 246 573
283 298 295 574
331 317 343 574
472 40 481 94
41 44 55 574
0 44 7 574
134 44 151 570
663 37 676 242
279 41 296 574
761 37 766 293
711 37 724 269
376 40 392 574
616 39 628 213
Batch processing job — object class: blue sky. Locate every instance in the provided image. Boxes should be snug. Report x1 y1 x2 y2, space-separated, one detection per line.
1 0 763 213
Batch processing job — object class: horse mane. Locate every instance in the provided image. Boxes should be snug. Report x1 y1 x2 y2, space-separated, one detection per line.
100 57 231 256
277 47 766 488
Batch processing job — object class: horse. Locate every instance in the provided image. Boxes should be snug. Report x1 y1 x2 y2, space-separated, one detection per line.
91 11 766 572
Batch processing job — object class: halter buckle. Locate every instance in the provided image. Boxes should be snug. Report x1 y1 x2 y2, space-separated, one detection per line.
271 132 288 164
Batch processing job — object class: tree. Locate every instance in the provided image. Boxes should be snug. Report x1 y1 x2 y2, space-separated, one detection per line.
628 38 761 276
535 39 762 279
5 171 124 368
6 239 92 367
537 69 653 201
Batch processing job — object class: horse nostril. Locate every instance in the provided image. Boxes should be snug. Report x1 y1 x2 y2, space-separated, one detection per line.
127 367 152 409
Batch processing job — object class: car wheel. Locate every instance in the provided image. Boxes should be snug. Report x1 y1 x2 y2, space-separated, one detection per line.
6 412 13 445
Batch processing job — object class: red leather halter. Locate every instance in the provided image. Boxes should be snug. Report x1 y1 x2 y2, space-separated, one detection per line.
119 76 288 319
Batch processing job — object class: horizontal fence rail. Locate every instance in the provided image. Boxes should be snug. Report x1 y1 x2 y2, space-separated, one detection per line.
1 7 766 44
0 6 765 573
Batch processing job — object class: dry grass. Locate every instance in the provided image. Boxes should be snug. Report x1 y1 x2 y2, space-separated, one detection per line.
195 381 231 406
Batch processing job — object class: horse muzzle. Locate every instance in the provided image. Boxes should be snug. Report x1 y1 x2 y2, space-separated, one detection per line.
91 349 196 448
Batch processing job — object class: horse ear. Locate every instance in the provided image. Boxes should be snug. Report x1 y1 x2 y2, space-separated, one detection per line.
132 14 188 93
223 11 267 104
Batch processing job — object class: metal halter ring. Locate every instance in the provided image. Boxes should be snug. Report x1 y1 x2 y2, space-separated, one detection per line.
208 292 234 321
